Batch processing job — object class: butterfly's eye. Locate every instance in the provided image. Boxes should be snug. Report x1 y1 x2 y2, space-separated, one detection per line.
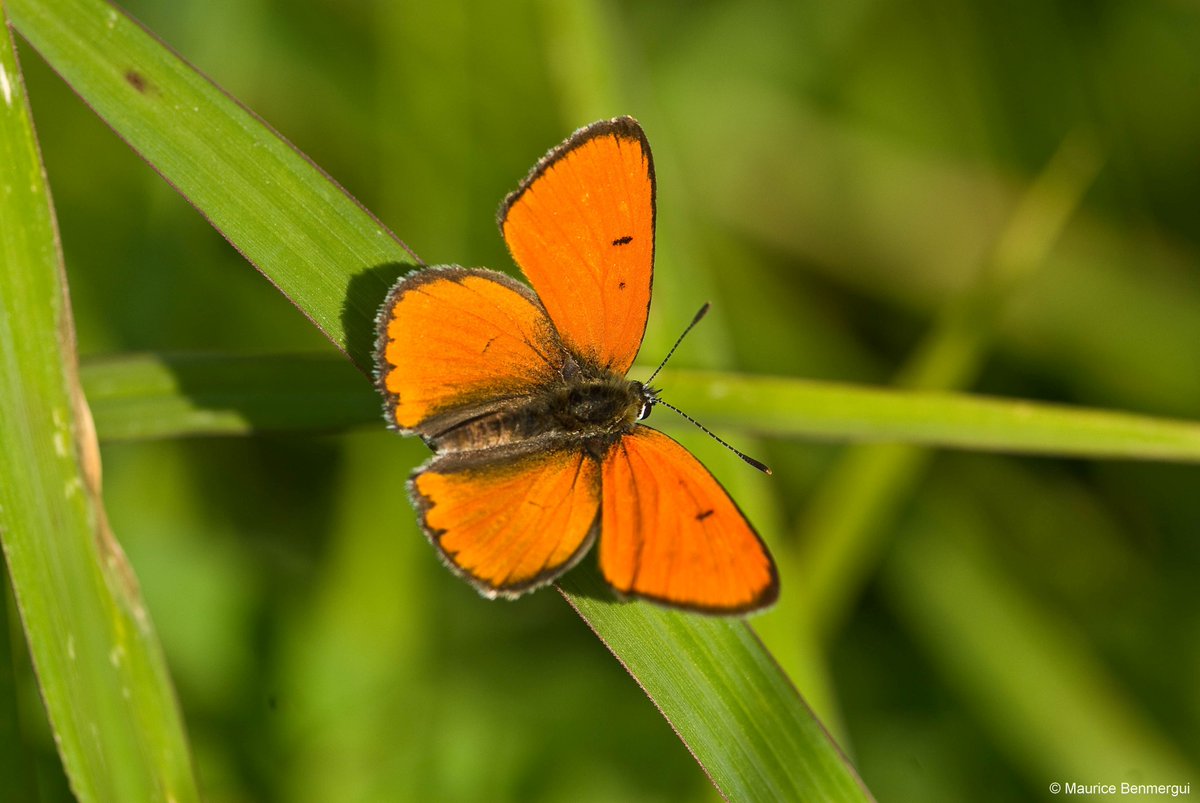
632 382 657 421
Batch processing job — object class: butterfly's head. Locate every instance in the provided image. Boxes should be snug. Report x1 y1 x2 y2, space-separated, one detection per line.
630 381 660 422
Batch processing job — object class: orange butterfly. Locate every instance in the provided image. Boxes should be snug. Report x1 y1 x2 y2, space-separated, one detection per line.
374 117 778 614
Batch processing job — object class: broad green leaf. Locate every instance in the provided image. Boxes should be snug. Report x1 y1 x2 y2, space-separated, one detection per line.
0 8 197 801
9 0 869 798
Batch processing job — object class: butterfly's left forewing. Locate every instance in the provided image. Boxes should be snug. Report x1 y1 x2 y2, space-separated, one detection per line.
375 267 566 438
599 428 778 614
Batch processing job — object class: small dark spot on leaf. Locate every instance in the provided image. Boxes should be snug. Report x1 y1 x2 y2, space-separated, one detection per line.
695 509 714 521
125 70 150 93
612 235 633 246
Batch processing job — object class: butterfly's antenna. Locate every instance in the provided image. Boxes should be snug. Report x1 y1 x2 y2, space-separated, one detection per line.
652 398 772 475
645 303 710 386
643 302 771 474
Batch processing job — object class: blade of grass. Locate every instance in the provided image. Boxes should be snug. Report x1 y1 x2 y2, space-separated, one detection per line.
818 128 1193 793
80 353 1200 467
81 352 376 440
560 566 871 802
666 370 1200 463
0 9 197 801
8 0 416 373
8 0 870 798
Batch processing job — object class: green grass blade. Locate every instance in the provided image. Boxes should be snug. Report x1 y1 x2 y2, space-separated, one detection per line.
81 352 375 440
81 355 1200 466
7 0 415 372
665 370 1200 463
0 10 197 801
561 567 872 802
8 0 867 797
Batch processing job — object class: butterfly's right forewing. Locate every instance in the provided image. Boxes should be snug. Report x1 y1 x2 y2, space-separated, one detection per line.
500 117 655 376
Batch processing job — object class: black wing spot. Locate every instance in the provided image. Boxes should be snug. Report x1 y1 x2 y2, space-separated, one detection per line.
618 281 627 290
481 336 498 354
695 509 715 522
612 235 634 246
125 70 149 93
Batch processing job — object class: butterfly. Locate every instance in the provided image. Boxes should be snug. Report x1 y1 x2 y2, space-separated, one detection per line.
374 117 778 614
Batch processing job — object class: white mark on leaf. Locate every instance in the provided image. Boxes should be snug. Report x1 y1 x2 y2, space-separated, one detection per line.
0 64 12 107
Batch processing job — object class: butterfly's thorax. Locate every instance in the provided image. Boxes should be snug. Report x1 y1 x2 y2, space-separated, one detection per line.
427 371 647 455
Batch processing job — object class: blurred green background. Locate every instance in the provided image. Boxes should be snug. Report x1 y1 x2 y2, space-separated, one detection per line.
9 0 1200 800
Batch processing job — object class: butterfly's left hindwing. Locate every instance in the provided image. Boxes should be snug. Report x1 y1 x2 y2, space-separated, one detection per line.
410 443 601 597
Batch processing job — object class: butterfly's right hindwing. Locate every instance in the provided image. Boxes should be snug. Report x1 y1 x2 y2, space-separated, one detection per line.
599 428 778 613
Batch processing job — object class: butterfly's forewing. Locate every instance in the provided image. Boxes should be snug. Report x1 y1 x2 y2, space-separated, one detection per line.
375 267 566 437
500 117 654 375
599 428 778 614
410 444 601 597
